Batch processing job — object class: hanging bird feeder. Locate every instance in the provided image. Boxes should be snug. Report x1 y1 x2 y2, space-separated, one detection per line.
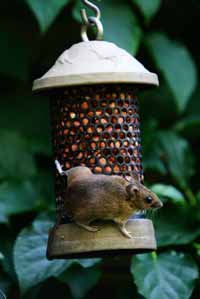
33 0 159 259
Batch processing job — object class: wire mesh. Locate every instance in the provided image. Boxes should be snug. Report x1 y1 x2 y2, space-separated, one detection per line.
50 84 143 222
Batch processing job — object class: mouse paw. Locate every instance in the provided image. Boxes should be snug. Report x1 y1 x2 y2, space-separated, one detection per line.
118 223 133 239
122 230 133 239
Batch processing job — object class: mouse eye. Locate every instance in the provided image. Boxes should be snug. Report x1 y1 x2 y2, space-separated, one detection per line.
145 196 153 204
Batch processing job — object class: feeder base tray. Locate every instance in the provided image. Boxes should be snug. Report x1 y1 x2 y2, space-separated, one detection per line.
47 219 156 259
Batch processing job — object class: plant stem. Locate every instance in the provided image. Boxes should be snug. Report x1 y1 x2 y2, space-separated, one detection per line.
151 251 158 261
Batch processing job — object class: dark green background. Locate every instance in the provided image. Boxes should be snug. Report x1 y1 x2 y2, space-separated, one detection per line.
0 0 200 298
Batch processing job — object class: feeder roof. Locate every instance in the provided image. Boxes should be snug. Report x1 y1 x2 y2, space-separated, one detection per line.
33 41 159 91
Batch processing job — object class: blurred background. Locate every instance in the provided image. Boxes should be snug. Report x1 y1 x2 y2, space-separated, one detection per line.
0 0 200 298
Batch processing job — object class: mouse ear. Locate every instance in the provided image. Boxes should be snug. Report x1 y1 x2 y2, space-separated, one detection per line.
125 172 139 182
126 184 139 196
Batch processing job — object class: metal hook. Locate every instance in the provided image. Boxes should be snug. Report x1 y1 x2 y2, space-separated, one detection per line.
80 0 103 42
81 0 101 24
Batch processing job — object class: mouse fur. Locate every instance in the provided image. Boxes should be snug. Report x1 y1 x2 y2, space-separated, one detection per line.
61 166 163 238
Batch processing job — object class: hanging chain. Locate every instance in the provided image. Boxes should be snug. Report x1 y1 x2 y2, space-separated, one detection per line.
81 0 104 42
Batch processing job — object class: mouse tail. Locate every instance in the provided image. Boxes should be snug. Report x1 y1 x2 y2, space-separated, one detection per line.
55 160 68 176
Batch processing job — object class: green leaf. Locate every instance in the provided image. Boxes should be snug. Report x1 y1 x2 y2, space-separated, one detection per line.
0 272 11 299
142 120 167 175
0 252 4 261
175 116 200 138
131 251 199 299
133 0 161 22
0 278 10 299
0 227 16 281
148 131 195 189
14 219 101 293
0 131 36 180
0 289 7 299
0 94 51 156
0 31 29 81
184 87 200 116
0 181 39 223
14 219 67 293
143 126 196 188
143 156 166 175
175 87 200 138
146 33 197 112
59 265 101 298
77 258 101 268
143 129 195 188
193 243 200 256
154 204 200 247
197 192 200 203
73 0 142 54
151 184 185 204
26 0 69 32
0 215 8 224
140 84 178 125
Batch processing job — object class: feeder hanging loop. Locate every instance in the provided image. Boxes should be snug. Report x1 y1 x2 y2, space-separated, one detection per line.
81 0 104 42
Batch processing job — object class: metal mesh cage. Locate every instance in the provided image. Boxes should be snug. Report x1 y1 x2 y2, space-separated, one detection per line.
51 84 143 222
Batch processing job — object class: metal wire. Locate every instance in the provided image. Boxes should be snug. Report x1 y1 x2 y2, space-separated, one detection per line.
81 0 104 41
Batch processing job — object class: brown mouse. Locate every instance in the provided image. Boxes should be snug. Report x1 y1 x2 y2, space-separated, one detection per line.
55 162 163 238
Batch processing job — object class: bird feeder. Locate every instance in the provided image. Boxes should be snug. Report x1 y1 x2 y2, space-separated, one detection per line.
33 0 159 259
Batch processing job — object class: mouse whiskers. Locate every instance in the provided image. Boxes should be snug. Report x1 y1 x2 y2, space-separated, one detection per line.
146 209 155 220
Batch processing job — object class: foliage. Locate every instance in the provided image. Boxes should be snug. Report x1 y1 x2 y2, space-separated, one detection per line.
133 0 161 22
131 252 199 299
26 0 70 32
0 0 200 299
146 33 197 113
14 218 100 293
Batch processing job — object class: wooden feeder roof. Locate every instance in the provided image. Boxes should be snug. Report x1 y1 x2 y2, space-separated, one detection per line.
33 41 159 91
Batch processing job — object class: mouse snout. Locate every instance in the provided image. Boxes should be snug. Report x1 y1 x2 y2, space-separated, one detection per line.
152 201 163 209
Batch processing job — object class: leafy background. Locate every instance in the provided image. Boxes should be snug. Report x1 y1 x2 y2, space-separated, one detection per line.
0 0 200 298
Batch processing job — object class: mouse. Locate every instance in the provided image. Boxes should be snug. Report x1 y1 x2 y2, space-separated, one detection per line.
55 161 163 238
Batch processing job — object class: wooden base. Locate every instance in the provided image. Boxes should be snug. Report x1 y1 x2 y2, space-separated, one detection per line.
47 219 157 259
